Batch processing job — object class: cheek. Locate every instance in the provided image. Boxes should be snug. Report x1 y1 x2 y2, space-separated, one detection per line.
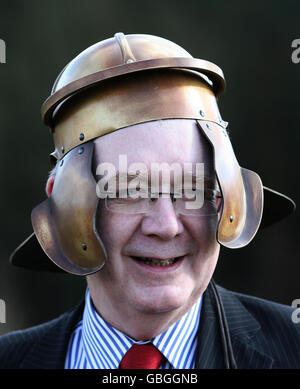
187 216 220 291
187 215 218 253
97 210 140 253
187 216 218 274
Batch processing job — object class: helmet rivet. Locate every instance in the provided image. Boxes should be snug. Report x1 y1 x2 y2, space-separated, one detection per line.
60 159 64 167
230 215 234 222
200 110 205 117
126 58 134 64
79 133 85 141
206 123 211 129
61 146 65 154
82 243 87 251
78 146 84 154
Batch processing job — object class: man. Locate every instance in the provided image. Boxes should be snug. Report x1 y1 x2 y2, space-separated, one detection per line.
0 33 299 369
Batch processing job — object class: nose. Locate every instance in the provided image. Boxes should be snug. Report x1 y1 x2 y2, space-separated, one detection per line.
140 198 184 240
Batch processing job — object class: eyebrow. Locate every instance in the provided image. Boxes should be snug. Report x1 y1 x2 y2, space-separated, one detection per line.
107 171 214 178
104 171 217 188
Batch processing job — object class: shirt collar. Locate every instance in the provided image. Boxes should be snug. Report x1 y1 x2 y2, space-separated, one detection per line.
82 288 202 369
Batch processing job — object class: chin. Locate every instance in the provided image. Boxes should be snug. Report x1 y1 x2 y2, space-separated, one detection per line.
132 287 191 314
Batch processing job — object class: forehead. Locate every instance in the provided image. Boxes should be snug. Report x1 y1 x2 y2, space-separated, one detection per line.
93 119 213 169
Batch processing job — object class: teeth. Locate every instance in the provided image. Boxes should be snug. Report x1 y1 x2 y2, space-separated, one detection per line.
137 257 177 266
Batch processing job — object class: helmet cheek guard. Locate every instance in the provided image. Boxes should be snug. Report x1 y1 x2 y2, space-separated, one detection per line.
32 141 106 275
197 120 263 248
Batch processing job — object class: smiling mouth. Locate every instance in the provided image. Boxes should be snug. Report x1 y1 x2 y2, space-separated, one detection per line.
131 255 184 267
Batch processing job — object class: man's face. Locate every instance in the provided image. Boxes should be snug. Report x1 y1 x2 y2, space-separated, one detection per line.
88 119 220 319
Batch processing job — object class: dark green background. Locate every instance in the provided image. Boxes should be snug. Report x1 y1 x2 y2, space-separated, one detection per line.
0 0 299 335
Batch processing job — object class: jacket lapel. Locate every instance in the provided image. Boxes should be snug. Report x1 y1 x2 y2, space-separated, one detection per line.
195 283 274 369
194 285 224 368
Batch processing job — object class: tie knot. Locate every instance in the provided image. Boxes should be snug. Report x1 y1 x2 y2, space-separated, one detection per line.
119 344 164 369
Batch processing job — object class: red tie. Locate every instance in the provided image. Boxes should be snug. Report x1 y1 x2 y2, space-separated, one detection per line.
119 344 164 369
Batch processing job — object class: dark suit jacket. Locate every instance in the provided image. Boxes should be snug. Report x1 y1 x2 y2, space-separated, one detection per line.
0 285 299 369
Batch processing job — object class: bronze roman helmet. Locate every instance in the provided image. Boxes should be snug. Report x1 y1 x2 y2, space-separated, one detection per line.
11 33 295 275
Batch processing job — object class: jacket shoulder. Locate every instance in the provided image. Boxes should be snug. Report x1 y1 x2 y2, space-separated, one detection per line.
0 312 68 369
217 285 300 368
0 302 84 369
220 286 297 325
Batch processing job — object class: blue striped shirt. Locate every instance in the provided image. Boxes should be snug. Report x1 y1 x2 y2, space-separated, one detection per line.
65 288 202 369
